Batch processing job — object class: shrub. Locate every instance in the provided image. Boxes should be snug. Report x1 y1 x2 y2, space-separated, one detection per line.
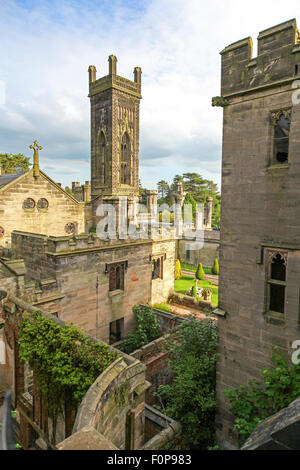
174 259 182 280
212 258 219 275
224 349 300 447
157 315 218 449
192 286 197 298
18 311 119 443
123 305 162 354
196 263 205 281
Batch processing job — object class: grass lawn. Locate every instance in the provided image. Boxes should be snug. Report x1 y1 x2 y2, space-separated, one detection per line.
181 263 213 275
175 276 218 307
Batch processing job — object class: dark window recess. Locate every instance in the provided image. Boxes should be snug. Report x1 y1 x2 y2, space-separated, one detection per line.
152 256 164 280
295 64 299 76
274 115 290 163
186 244 191 261
268 253 287 316
269 284 285 314
271 254 286 281
109 263 125 291
109 318 124 344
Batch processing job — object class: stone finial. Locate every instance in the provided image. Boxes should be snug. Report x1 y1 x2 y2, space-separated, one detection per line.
29 140 42 178
134 67 142 84
88 65 97 83
108 55 117 75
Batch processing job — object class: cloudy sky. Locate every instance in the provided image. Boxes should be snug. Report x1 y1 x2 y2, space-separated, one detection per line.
0 0 299 192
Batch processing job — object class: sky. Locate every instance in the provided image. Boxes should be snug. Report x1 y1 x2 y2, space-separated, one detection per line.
0 0 300 192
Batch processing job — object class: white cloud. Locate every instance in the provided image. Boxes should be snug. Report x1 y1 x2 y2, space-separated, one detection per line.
0 0 300 191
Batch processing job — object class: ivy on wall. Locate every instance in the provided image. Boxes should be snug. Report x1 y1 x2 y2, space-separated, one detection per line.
18 311 119 437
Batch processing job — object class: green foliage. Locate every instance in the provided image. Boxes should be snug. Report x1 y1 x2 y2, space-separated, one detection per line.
157 315 218 449
192 286 197 298
224 349 300 447
212 258 219 275
65 186 74 197
156 173 220 225
153 303 172 313
183 192 197 220
157 180 170 199
18 311 119 428
0 153 31 174
122 305 162 354
175 259 182 280
196 263 205 281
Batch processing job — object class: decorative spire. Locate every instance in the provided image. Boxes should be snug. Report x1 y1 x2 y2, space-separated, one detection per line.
30 140 42 178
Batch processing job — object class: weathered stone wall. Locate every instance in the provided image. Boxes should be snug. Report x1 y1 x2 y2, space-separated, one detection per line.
151 239 176 305
0 170 85 247
73 356 149 450
178 231 220 268
10 231 154 342
215 19 300 448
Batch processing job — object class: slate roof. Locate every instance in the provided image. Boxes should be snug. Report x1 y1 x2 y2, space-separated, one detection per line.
0 173 25 190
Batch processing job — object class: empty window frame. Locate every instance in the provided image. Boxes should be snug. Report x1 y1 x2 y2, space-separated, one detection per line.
152 256 164 280
271 111 291 164
109 318 124 344
109 263 125 291
267 252 287 316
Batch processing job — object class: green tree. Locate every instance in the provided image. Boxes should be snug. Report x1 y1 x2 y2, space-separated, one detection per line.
157 315 217 449
123 305 161 354
157 180 170 200
212 258 219 275
224 349 300 447
0 153 31 174
139 179 148 205
183 192 197 220
65 186 74 197
196 263 205 281
175 259 182 280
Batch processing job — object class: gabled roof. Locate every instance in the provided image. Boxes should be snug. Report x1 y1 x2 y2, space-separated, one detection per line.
0 168 82 205
0 173 25 190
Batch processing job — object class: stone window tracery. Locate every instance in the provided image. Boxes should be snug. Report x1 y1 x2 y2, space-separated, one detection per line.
271 110 291 164
120 133 130 185
267 251 287 317
23 198 35 210
37 198 49 210
65 222 76 234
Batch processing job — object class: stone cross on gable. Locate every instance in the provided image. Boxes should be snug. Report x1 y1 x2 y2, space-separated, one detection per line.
30 140 42 178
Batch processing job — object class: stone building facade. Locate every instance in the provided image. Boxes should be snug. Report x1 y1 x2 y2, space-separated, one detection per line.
213 19 300 448
0 158 85 247
10 230 175 343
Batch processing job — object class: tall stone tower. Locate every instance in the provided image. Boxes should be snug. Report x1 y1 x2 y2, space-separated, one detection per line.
88 55 142 226
213 19 300 448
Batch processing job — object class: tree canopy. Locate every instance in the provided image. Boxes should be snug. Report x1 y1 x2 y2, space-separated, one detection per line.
0 153 31 174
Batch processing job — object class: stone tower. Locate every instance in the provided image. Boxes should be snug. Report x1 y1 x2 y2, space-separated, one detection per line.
213 19 300 448
88 56 142 226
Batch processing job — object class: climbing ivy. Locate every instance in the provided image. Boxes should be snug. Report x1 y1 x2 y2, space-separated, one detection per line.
18 311 119 433
224 348 300 447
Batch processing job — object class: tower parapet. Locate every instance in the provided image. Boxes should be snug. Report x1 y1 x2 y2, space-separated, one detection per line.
218 19 300 98
88 56 142 99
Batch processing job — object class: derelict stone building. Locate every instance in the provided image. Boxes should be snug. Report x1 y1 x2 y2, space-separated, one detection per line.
213 19 300 447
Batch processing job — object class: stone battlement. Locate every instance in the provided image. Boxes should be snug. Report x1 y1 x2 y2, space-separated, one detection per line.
219 19 300 97
88 55 142 99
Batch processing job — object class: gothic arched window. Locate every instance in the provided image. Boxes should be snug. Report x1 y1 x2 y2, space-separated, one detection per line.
99 132 107 185
273 114 290 163
268 252 287 316
120 133 130 185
